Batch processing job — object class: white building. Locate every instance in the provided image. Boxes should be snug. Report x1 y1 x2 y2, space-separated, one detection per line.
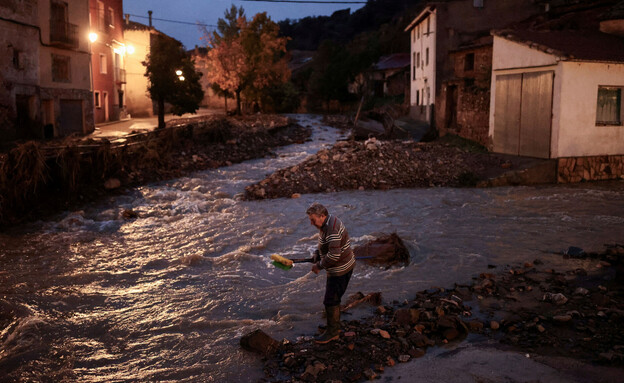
405 6 436 125
489 28 624 181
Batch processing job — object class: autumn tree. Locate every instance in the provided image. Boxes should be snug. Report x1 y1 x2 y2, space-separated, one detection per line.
204 7 290 114
144 34 204 128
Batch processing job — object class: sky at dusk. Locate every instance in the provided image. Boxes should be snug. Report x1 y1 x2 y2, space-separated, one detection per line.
123 0 366 49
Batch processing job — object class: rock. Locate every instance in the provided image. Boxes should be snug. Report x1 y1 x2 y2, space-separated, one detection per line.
565 246 585 257
398 355 411 363
443 328 460 341
537 324 546 332
378 329 391 339
363 368 377 380
353 233 410 267
468 320 484 332
240 329 280 355
408 333 434 348
490 321 500 330
304 362 326 378
122 209 138 219
104 178 121 190
543 292 568 305
291 193 301 199
409 348 426 358
553 314 572 323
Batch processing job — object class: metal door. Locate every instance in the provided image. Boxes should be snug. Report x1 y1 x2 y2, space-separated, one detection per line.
493 71 553 158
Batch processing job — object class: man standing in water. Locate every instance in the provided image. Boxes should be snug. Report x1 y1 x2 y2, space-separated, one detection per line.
306 203 355 344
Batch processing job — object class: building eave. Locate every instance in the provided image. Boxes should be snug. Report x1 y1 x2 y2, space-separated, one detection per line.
405 5 435 32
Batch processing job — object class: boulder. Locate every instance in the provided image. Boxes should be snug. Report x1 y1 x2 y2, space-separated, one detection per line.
240 329 280 355
353 233 410 268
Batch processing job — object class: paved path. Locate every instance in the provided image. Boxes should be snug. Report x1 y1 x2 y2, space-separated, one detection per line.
90 107 222 138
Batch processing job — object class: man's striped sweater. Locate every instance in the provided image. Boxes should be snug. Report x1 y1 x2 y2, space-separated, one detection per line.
317 215 356 276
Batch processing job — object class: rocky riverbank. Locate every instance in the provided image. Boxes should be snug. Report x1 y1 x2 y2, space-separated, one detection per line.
254 244 624 382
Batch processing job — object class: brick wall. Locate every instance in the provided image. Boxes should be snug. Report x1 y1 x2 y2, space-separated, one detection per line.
558 155 624 183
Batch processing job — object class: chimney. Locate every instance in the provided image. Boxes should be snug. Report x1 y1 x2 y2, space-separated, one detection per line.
125 13 129 25
148 10 153 28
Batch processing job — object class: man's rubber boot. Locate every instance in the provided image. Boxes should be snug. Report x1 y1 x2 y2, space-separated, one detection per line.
315 305 340 344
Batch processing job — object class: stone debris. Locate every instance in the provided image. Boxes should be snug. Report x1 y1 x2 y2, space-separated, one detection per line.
243 138 525 200
253 244 624 382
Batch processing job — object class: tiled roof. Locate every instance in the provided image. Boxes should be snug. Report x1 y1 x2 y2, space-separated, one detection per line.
493 29 624 63
374 53 411 71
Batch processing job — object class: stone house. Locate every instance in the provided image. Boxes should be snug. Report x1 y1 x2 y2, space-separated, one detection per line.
489 21 624 181
404 0 546 132
1 0 94 141
439 36 492 146
371 53 410 98
89 0 127 124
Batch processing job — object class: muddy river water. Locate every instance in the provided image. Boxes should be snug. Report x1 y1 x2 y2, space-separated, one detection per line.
1 115 623 382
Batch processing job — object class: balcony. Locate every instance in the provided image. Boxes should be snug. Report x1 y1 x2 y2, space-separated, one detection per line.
115 68 126 84
50 20 79 49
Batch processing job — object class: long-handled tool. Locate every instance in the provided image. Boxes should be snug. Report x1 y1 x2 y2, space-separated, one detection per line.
270 254 373 270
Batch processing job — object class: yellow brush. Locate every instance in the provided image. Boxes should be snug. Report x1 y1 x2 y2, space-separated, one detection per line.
270 254 294 267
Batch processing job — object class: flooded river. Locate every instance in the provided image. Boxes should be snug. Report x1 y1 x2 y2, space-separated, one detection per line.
1 115 623 382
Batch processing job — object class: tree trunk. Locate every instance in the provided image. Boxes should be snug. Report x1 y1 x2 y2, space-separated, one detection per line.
235 90 242 115
157 97 165 129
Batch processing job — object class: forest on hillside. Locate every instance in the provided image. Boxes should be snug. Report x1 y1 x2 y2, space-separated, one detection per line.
276 0 424 111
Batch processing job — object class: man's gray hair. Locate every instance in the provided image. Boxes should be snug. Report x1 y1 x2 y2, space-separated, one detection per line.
306 203 328 216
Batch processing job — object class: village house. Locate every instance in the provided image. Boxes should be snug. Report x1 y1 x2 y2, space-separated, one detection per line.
88 0 127 124
371 53 410 99
0 0 94 142
404 0 546 133
122 17 154 118
489 18 624 182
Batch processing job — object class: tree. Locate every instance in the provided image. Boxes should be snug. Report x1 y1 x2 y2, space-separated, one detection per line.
204 7 290 114
144 34 204 129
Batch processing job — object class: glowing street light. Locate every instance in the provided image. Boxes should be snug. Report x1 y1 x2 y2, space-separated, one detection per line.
89 32 98 43
178 75 185 81
175 70 183 76
127 45 135 54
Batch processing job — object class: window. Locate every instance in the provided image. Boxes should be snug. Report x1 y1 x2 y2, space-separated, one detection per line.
416 90 420 106
51 54 70 82
417 52 420 68
99 53 107 74
417 26 420 39
426 18 430 35
108 7 115 27
12 48 23 70
94 91 101 108
464 53 475 71
596 86 622 125
97 1 105 30
426 48 429 66
412 52 416 80
474 0 484 8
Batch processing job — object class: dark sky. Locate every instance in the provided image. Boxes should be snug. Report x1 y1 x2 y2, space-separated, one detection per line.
123 0 366 49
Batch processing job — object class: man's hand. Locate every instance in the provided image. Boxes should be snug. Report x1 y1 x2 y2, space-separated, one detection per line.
311 263 320 274
312 250 320 263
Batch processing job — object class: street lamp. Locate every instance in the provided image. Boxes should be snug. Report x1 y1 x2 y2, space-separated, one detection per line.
127 45 135 54
89 32 98 43
175 70 183 76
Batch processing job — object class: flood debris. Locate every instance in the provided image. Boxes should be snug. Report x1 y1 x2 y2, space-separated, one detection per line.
0 115 310 228
249 244 624 382
243 137 527 201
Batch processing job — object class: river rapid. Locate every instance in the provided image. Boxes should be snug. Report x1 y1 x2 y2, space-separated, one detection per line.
1 115 623 382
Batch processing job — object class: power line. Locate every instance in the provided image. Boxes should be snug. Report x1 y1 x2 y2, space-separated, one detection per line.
241 0 366 3
126 13 217 28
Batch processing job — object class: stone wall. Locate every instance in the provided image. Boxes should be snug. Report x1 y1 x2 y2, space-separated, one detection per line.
557 155 624 183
